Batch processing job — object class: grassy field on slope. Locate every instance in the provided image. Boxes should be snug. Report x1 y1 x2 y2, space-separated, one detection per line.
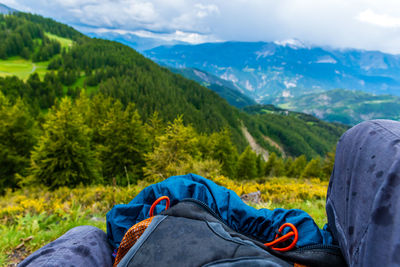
0 57 49 80
0 32 73 81
45 32 74 49
0 176 328 266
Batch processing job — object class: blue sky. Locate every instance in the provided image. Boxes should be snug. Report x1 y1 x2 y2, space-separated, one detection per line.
3 0 400 54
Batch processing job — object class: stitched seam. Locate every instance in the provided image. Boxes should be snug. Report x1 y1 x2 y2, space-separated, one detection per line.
370 120 400 141
205 221 255 247
124 216 167 266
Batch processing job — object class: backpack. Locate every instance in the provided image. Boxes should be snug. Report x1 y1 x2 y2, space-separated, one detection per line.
112 197 346 267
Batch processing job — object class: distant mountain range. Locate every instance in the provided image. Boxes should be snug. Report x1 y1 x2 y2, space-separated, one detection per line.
2 3 399 126
0 12 348 159
169 67 256 108
0 3 17 14
144 41 400 104
84 30 188 52
277 89 400 125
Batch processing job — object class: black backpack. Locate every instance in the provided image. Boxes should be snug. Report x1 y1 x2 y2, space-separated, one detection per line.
116 198 346 267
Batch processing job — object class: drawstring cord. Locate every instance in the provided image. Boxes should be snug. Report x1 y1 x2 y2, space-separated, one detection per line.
148 196 298 252
264 222 298 251
149 196 170 217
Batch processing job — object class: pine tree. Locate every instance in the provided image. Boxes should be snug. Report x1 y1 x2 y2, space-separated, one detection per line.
144 116 201 181
236 146 257 180
209 129 239 178
146 112 165 148
256 154 265 178
301 158 323 178
291 155 307 178
265 152 277 176
96 101 149 184
284 157 294 177
0 93 37 192
29 97 98 189
322 150 336 180
271 157 285 177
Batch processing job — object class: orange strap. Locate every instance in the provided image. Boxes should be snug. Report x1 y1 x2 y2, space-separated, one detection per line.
264 223 298 252
149 196 170 217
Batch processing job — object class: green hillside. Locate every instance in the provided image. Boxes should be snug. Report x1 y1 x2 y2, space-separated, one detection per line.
278 89 400 125
243 105 348 159
0 13 346 155
169 67 256 108
0 7 370 267
0 57 48 79
0 14 346 265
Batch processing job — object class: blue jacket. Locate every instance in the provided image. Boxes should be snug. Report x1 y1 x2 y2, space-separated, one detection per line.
106 173 333 249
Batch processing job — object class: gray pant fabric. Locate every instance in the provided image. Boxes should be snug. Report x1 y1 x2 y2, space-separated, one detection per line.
326 120 400 266
18 226 113 267
19 120 400 267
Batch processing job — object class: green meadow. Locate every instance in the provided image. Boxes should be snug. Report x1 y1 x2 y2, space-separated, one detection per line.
0 57 49 80
45 32 74 49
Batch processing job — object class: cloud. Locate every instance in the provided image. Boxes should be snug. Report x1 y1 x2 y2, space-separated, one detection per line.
194 4 219 18
3 0 400 54
357 9 400 28
85 27 221 44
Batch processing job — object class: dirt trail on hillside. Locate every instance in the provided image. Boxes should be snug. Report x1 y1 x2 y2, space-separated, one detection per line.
30 64 36 73
241 126 269 161
263 135 286 158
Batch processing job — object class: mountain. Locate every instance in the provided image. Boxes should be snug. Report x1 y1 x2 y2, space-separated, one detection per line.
169 67 256 108
278 89 400 125
0 13 347 159
145 41 400 103
0 3 17 14
83 30 188 52
241 104 347 158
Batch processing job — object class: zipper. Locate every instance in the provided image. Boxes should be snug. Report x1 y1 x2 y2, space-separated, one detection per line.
179 198 341 253
179 198 270 245
293 243 342 252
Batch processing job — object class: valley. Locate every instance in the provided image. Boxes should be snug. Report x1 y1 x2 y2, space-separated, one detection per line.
144 41 400 125
0 1 398 266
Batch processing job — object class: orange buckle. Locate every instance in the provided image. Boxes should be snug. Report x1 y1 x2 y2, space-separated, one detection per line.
149 196 170 217
264 223 299 252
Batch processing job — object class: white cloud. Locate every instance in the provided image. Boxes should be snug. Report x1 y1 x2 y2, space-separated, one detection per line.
357 9 400 28
84 27 221 44
4 0 400 54
194 3 219 18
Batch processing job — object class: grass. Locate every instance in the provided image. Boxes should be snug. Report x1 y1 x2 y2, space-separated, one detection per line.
0 176 328 265
0 33 73 82
63 75 99 94
45 32 74 49
0 57 98 93
278 103 294 110
0 57 49 80
255 199 327 228
0 209 105 265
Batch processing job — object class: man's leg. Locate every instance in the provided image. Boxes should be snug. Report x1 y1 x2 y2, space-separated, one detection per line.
326 120 400 266
19 226 113 267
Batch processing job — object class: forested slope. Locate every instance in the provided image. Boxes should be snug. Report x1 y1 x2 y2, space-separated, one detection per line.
0 13 348 194
243 105 347 158
0 13 346 155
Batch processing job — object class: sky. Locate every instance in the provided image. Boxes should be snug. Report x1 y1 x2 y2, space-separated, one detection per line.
3 0 400 54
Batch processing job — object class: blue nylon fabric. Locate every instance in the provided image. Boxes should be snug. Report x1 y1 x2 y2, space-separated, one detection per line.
106 174 333 249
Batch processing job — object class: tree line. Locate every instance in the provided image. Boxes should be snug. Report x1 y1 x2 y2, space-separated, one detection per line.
0 14 81 60
1 13 347 160
0 12 345 194
0 91 335 194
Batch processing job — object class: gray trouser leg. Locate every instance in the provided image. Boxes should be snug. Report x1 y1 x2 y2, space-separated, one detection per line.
326 120 400 267
19 225 113 267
